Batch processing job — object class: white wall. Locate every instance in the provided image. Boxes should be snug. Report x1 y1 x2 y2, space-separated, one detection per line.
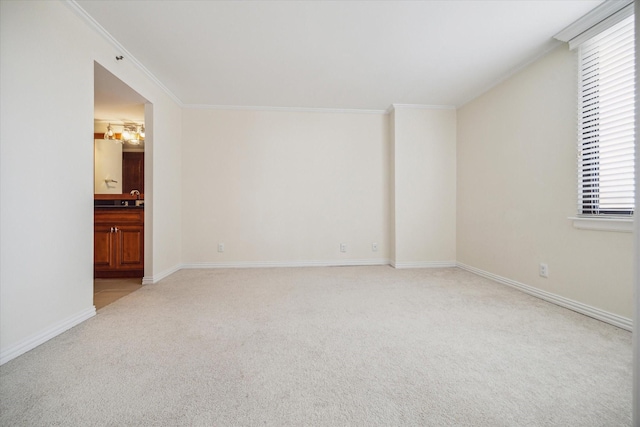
181 108 389 265
457 45 634 320
0 1 182 363
144 100 182 280
391 107 457 267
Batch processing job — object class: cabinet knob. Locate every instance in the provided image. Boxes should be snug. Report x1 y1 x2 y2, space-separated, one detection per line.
110 227 114 233
114 227 119 232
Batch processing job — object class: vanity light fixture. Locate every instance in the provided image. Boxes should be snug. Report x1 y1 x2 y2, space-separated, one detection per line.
104 123 115 139
121 127 131 141
103 122 145 145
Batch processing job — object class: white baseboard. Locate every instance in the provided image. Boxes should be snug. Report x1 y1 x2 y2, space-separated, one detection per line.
142 264 182 285
3 261 631 367
0 307 96 365
391 261 457 269
182 259 392 269
456 262 633 331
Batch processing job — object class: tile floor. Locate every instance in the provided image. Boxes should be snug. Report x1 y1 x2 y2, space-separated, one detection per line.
94 278 143 310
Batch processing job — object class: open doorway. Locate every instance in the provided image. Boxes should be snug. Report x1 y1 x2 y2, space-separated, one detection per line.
93 62 150 310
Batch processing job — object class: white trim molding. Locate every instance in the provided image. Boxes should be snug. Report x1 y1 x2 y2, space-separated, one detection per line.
457 43 564 108
391 261 457 269
387 104 456 114
569 216 634 233
457 262 633 332
64 0 183 106
183 104 386 115
182 259 391 269
142 264 182 285
0 307 96 365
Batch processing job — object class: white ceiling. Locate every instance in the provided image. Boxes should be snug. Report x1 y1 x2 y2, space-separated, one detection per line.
82 0 603 111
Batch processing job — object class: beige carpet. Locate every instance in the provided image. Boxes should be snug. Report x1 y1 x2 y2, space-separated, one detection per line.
0 266 632 426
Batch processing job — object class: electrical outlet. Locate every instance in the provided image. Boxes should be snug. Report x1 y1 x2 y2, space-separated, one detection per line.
218 243 224 253
539 263 549 278
372 242 378 252
340 243 347 253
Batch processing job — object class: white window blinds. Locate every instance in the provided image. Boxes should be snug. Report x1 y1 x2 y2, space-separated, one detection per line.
578 15 635 216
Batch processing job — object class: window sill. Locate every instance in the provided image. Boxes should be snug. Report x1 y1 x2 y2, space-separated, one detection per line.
569 216 634 233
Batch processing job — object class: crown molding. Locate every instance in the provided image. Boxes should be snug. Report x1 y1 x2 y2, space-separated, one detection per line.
64 1 468 115
460 0 634 108
62 2 459 116
387 104 456 114
64 0 184 107
456 42 564 109
183 104 387 115
186 104 458 115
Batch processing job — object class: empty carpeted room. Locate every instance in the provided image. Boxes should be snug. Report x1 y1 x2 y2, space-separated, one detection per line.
1 0 639 426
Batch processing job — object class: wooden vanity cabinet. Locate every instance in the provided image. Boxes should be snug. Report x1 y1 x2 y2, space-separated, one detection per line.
94 208 144 278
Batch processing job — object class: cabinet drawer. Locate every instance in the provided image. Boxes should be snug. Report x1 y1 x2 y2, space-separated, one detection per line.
94 208 143 225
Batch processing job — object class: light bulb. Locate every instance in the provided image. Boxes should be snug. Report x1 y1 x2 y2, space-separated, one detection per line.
104 124 114 139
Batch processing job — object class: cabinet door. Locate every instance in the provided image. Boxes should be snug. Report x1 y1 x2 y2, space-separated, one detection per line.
115 225 144 269
94 225 115 269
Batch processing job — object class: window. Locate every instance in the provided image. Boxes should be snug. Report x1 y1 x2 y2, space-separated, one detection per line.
577 14 635 216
